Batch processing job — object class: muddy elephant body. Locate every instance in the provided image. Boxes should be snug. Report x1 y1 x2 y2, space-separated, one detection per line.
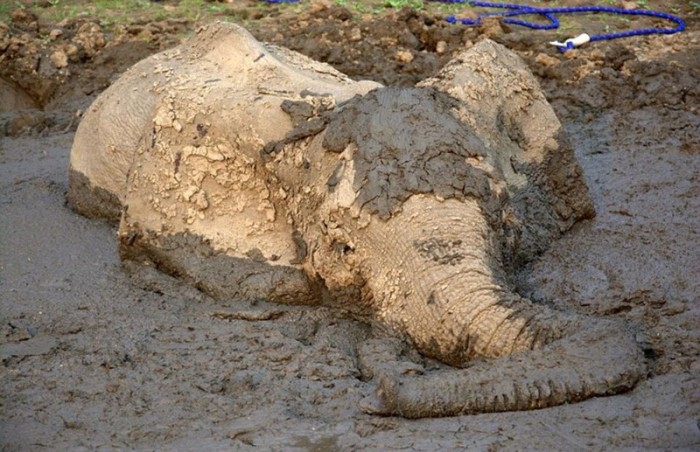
68 23 645 417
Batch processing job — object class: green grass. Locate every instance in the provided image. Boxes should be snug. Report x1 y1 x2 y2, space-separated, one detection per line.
0 1 23 23
26 0 161 24
383 0 424 9
0 0 695 30
0 0 227 28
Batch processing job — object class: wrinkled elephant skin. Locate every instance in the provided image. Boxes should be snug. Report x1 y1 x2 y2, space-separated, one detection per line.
68 22 645 418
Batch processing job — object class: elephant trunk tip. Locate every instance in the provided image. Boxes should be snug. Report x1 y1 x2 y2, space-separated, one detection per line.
359 372 400 416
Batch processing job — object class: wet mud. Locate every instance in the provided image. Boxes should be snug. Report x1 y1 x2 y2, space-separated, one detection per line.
1 1 699 449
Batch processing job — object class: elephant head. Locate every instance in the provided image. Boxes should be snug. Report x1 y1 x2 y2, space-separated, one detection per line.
68 22 645 418
267 84 643 417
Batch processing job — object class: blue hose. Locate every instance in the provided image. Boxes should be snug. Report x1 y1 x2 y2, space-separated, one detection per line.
435 1 686 52
259 0 686 52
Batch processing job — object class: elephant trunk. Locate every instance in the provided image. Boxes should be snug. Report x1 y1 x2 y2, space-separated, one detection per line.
353 194 645 417
363 317 644 418
356 194 566 366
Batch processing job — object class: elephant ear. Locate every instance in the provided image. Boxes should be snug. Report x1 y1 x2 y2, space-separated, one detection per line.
419 40 595 268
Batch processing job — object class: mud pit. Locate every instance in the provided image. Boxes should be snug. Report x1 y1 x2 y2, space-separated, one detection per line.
1 1 699 449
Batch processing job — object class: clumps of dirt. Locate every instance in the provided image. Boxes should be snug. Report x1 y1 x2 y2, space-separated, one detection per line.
525 37 700 152
254 5 480 86
1 10 108 107
253 3 698 150
253 3 698 108
528 41 700 114
1 1 697 144
0 8 189 136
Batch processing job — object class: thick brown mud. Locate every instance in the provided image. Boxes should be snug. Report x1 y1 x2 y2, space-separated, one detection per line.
1 1 698 449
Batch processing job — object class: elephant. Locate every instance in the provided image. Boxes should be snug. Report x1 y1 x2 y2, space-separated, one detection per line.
67 22 645 418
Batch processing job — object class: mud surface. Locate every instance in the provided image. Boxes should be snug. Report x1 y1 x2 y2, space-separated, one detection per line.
1 1 699 449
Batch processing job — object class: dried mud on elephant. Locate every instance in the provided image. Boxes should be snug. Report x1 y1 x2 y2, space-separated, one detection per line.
1 1 699 449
